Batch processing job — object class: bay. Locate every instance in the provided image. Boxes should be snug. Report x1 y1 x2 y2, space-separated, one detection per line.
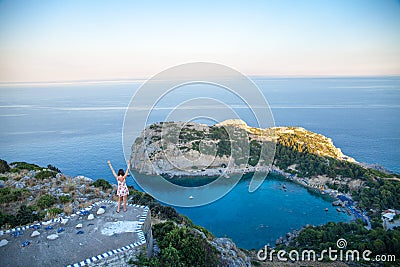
0 76 399 249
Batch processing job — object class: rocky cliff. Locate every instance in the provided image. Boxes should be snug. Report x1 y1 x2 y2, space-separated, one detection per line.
130 119 354 176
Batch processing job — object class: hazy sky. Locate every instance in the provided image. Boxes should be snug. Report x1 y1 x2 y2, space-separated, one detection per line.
0 0 399 82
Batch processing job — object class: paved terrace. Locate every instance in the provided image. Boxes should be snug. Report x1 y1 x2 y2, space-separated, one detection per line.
0 201 152 267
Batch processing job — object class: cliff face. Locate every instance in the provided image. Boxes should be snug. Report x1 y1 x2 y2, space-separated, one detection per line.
130 120 354 176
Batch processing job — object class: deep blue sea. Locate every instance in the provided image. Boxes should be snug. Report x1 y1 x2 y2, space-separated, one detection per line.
1 77 399 249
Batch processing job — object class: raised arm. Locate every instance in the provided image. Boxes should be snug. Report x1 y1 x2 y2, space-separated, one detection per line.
107 160 118 179
124 160 131 179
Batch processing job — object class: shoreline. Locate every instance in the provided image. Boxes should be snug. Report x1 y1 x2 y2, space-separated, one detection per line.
138 165 370 236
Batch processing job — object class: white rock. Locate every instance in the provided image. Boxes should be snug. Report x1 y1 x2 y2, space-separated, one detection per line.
88 214 94 220
97 208 105 215
76 223 83 228
61 218 69 225
42 221 51 226
31 231 40 237
0 239 8 247
47 234 59 240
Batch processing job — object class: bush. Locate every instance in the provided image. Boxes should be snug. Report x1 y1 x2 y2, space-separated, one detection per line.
47 164 61 173
35 170 57 180
0 187 31 204
59 195 71 203
152 222 219 266
10 162 41 171
47 207 63 217
0 159 10 173
92 179 112 190
36 194 56 209
0 205 44 228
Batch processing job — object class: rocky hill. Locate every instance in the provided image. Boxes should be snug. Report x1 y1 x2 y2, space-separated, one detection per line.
130 119 355 177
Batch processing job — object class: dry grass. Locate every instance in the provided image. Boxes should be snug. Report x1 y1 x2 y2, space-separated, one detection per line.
26 178 37 187
63 205 73 215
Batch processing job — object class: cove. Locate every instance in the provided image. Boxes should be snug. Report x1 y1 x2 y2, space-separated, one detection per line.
170 173 352 249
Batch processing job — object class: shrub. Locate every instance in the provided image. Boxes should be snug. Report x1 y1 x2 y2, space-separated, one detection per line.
36 194 56 209
0 159 10 173
0 187 31 204
92 179 112 190
47 164 61 173
152 222 219 266
10 162 41 171
0 205 44 228
59 195 71 203
47 207 63 217
35 170 57 180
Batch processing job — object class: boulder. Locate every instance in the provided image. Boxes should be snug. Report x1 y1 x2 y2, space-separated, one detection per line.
0 239 8 247
31 231 40 237
76 223 83 228
97 208 105 215
47 234 59 240
88 214 94 220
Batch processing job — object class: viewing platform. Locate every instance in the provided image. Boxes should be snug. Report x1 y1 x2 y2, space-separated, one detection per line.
0 200 152 267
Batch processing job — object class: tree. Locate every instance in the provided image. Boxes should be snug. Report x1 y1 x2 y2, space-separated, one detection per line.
0 159 10 173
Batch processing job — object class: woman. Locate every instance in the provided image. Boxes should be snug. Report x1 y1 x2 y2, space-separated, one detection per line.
107 160 130 212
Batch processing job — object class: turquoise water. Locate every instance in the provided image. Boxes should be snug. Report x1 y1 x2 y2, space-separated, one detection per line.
175 173 351 249
0 77 399 249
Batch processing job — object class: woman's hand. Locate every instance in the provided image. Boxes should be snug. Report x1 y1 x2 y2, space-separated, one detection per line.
107 160 111 165
127 160 130 167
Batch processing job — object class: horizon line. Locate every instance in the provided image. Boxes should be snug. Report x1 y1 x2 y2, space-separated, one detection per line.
0 74 399 87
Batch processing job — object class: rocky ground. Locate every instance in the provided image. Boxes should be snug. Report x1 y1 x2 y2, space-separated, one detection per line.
0 164 251 266
0 169 115 220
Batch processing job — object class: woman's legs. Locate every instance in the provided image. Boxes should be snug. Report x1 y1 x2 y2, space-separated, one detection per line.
117 196 122 212
123 195 127 211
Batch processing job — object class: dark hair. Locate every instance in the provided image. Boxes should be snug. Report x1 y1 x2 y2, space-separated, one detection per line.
118 169 125 176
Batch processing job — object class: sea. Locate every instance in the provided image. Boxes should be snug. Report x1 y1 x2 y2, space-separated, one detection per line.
1 76 399 249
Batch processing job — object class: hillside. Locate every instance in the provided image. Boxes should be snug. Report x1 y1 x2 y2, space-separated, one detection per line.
131 120 359 179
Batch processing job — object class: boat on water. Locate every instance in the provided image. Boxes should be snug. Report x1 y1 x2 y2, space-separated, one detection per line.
325 208 329 212
189 195 194 200
336 208 342 212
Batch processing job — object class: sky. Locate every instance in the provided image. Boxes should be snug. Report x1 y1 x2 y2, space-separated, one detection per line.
0 0 399 83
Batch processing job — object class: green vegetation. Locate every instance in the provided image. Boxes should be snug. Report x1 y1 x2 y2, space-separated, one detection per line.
352 179 400 211
35 170 57 180
248 140 261 166
10 161 42 171
0 159 10 173
133 221 218 267
47 207 63 217
279 220 400 261
0 205 44 228
92 178 112 190
0 187 31 204
129 190 184 223
58 195 71 203
36 194 56 209
274 141 367 179
47 164 61 173
179 126 205 142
